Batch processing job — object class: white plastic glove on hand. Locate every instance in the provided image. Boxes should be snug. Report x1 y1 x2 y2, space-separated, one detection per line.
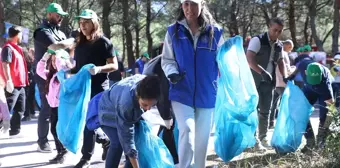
6 81 14 93
164 119 173 130
88 66 102 75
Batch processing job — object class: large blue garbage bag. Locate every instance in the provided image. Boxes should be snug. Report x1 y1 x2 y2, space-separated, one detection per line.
56 64 94 154
271 81 314 153
135 120 174 168
214 36 259 162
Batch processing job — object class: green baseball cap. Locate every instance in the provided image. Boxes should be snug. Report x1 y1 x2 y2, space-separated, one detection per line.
303 45 312 52
75 9 98 20
142 52 150 59
46 3 68 16
306 63 322 85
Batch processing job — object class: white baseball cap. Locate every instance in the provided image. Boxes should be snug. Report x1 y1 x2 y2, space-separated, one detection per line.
334 54 340 60
181 0 202 4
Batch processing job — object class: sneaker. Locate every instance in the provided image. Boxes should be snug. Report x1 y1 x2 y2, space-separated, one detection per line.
9 129 20 136
102 141 110 160
317 127 328 149
21 116 32 122
37 143 52 153
261 139 273 149
244 142 267 153
301 138 315 154
49 151 67 164
301 145 314 154
74 159 90 168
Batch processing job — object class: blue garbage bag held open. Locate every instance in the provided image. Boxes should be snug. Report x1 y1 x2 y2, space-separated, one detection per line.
214 36 259 162
271 81 314 153
56 64 94 154
135 120 174 168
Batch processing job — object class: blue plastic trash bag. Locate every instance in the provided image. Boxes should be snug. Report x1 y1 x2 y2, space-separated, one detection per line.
271 81 314 153
35 84 41 108
216 36 259 121
135 120 174 168
214 36 259 162
86 92 104 131
56 64 94 154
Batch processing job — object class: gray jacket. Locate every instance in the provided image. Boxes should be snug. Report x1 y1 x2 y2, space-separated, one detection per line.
98 74 146 158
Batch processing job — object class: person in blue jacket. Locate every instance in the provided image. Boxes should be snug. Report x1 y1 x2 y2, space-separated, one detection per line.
286 61 334 152
161 0 224 167
134 53 150 74
95 75 172 168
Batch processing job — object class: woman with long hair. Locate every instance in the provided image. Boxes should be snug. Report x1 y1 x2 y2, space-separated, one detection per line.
36 49 73 164
161 0 224 167
71 9 118 168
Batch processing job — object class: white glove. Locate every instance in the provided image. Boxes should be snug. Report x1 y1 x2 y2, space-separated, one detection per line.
88 66 102 75
164 119 173 130
6 81 14 93
42 52 51 61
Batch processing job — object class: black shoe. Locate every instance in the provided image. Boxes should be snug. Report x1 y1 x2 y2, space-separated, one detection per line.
9 129 20 136
74 159 90 168
102 141 110 160
37 143 52 153
21 116 32 121
49 151 67 164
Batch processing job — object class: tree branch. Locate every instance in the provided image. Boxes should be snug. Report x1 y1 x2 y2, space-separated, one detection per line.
316 0 332 11
322 27 333 44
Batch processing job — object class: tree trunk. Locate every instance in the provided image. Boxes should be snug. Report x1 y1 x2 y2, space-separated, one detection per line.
122 0 135 68
76 0 81 15
309 0 324 51
146 0 153 56
288 0 298 47
122 25 126 63
304 15 309 45
60 0 70 37
102 0 112 38
0 0 5 46
134 0 140 59
332 0 340 55
230 0 239 36
19 0 22 25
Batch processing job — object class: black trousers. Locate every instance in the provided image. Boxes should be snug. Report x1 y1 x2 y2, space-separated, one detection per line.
6 87 26 131
157 122 179 164
50 107 66 153
81 90 109 160
36 74 52 145
24 83 36 117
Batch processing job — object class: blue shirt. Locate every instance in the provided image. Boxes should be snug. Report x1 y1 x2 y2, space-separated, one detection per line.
98 74 145 158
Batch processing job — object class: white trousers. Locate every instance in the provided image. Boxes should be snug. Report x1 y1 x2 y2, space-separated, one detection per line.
172 101 213 168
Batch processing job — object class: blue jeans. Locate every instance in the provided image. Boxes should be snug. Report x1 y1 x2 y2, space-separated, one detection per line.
101 126 132 168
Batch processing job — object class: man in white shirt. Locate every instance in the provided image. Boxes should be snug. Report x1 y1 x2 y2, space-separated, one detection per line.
246 17 287 152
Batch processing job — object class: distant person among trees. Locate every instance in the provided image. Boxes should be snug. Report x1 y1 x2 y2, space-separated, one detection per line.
134 52 150 74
